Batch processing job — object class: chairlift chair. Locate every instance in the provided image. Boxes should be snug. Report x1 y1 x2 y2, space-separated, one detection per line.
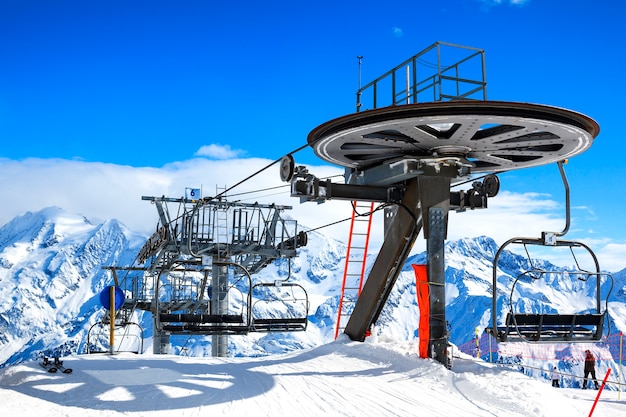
486 162 613 343
155 260 253 335
487 237 613 343
251 281 309 332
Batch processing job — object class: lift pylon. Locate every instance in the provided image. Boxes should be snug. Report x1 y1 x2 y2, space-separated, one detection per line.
104 194 309 356
284 43 599 366
335 201 375 339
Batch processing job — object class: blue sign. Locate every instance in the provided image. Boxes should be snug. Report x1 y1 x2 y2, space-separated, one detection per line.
99 286 125 310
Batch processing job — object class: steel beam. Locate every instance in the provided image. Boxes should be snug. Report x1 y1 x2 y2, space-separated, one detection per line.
211 258 229 357
344 178 422 341
290 176 488 210
343 175 452 368
427 207 448 366
418 176 451 367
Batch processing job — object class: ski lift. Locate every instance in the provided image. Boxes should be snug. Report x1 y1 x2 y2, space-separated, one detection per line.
86 320 145 354
486 161 614 343
155 261 253 335
251 280 309 332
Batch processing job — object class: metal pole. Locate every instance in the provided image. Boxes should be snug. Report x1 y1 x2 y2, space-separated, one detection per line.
475 327 480 358
406 65 410 104
356 56 363 112
358 56 363 90
556 161 571 237
412 58 417 103
428 206 448 366
437 43 442 101
212 258 229 357
481 49 487 100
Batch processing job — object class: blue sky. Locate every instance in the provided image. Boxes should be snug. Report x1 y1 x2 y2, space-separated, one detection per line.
1 0 625 270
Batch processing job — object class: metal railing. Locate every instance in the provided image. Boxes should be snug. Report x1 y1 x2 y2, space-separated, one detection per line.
356 41 487 111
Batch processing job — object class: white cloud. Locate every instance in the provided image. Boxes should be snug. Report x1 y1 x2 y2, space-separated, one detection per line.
0 156 621 271
194 144 245 159
392 27 403 37
595 242 626 273
0 157 345 238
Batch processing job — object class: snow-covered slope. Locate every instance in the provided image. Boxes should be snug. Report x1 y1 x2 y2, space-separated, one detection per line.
0 337 622 417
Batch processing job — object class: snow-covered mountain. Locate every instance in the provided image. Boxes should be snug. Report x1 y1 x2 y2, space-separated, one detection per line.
1 207 625 368
0 207 145 366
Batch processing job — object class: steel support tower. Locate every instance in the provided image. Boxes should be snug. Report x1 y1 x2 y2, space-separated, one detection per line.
105 195 309 356
284 42 599 366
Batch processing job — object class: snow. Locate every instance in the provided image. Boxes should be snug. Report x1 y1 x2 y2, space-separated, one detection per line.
1 336 623 417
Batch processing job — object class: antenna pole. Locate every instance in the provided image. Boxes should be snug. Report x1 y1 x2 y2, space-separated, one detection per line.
356 56 364 112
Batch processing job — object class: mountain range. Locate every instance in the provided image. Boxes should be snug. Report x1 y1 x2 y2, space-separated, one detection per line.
1 207 625 368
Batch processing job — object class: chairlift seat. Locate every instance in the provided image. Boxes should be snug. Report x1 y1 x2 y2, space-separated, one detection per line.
250 281 309 332
252 317 308 332
159 313 249 335
159 313 244 324
491 312 604 343
161 323 250 335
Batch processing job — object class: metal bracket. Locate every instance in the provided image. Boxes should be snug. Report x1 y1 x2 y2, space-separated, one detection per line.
346 156 473 187
288 166 496 210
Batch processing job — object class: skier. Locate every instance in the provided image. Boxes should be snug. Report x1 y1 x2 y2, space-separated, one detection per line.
582 350 599 389
551 366 560 388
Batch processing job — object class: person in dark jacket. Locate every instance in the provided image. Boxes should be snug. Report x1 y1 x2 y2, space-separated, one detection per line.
583 350 599 389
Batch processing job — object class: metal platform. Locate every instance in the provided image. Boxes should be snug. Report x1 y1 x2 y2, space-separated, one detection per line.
308 101 599 175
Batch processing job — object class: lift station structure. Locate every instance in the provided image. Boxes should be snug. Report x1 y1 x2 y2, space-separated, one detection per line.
282 41 600 365
97 42 603 365
98 195 309 356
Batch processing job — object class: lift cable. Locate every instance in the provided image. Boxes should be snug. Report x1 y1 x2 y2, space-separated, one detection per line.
450 173 492 188
225 174 344 198
307 217 352 233
307 200 392 234
210 143 310 201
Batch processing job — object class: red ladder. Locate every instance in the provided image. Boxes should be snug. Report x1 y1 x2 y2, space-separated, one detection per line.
335 201 375 339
